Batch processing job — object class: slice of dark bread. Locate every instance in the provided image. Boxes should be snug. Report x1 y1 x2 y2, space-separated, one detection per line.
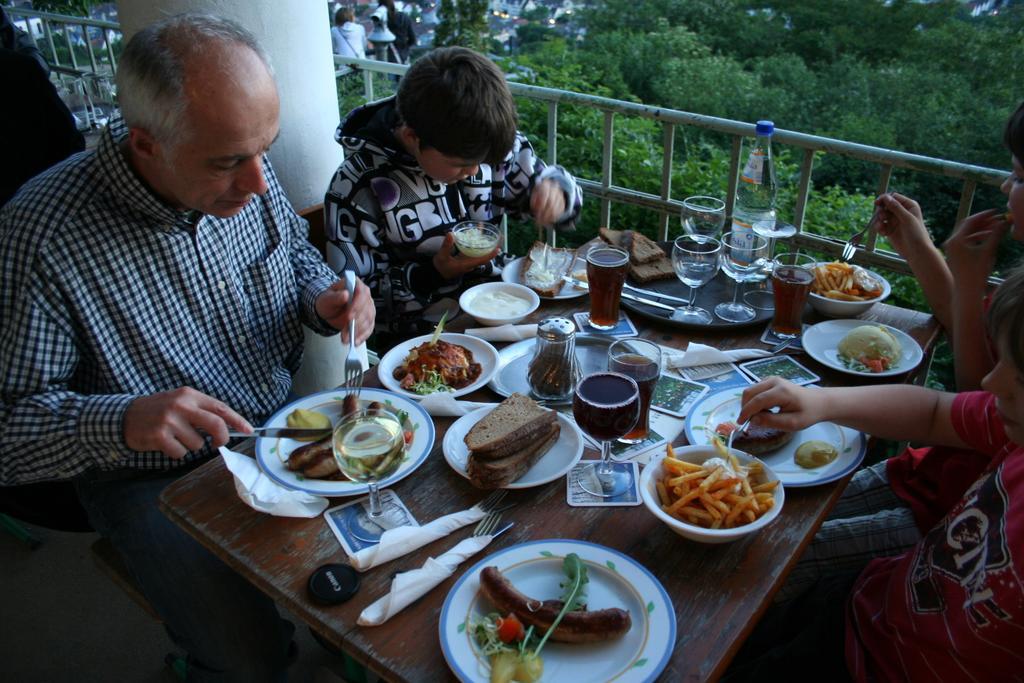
627 231 666 264
472 414 557 460
599 227 624 247
629 258 676 283
467 422 560 489
464 394 554 454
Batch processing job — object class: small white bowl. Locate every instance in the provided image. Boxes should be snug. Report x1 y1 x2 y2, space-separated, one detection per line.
807 263 891 318
459 282 540 326
639 445 784 544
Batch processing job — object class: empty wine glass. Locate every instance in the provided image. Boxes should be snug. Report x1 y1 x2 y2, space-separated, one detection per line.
671 235 721 324
573 372 640 498
681 196 727 238
85 74 117 128
715 231 770 323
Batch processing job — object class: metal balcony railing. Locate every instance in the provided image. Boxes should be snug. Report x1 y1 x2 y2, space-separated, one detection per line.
336 55 1008 276
8 2 1006 277
8 7 122 78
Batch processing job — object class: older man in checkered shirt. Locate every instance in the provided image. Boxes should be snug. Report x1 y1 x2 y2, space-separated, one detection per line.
0 14 374 680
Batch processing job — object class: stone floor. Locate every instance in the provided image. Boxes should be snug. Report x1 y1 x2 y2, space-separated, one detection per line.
0 522 354 682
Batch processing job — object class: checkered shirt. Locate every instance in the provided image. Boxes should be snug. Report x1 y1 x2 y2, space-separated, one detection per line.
0 119 338 484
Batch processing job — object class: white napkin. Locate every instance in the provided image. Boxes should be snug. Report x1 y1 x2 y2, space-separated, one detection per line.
664 342 772 368
348 505 486 571
358 535 494 626
465 324 537 341
417 392 497 416
220 447 328 518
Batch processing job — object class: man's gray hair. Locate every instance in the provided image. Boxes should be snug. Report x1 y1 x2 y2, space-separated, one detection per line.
116 13 273 143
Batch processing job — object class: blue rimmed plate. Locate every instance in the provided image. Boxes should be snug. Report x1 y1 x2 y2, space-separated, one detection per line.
684 385 866 487
253 387 434 496
440 539 675 683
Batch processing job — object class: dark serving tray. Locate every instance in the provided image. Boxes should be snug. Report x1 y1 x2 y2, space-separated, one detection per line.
619 241 773 331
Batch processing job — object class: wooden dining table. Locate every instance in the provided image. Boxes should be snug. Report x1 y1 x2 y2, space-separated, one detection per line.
159 292 941 682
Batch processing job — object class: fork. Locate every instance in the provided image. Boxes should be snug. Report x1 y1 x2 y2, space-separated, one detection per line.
840 211 880 262
471 508 514 539
475 489 509 513
341 270 363 399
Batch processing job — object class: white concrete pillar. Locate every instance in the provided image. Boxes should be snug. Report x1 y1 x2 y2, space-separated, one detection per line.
117 0 359 396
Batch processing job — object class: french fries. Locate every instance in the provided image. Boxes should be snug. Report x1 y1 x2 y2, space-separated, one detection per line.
811 261 882 302
655 443 778 530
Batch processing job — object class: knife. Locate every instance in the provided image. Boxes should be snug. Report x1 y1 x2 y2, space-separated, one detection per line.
621 290 677 312
228 427 332 440
624 283 691 305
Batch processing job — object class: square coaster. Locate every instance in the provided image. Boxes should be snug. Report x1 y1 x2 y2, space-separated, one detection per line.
609 427 667 462
677 363 753 392
323 490 418 555
651 375 710 418
739 355 820 385
759 324 807 351
567 461 642 507
572 311 639 338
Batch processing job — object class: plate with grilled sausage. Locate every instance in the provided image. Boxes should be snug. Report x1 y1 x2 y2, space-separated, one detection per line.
254 388 435 496
684 386 866 487
439 539 675 683
379 333 500 399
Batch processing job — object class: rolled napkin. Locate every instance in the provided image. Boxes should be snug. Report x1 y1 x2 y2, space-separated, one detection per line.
358 535 494 626
348 505 486 571
664 341 772 368
465 324 537 342
220 447 328 518
417 392 497 417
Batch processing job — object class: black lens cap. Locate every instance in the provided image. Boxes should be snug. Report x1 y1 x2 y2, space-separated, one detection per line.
308 564 360 605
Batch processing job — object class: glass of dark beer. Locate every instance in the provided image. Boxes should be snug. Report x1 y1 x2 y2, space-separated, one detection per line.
770 252 816 338
608 338 661 443
573 372 640 497
585 246 629 330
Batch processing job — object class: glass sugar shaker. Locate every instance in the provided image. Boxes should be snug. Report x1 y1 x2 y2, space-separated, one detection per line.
527 318 581 402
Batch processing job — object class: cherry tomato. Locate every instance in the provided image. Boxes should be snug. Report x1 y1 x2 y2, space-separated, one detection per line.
404 430 413 445
495 613 525 643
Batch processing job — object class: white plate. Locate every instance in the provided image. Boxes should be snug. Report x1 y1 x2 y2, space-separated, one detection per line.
802 319 923 378
501 256 587 300
439 539 675 683
443 408 584 488
378 333 500 399
253 388 435 496
684 386 866 487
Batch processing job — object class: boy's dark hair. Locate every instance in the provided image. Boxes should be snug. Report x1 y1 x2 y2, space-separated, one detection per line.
1005 100 1024 162
396 47 517 167
987 266 1024 370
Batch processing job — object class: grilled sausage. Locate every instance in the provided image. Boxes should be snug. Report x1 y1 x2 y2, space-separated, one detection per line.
478 566 631 643
286 435 331 471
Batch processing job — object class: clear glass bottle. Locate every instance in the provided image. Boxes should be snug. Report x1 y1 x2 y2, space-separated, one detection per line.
527 318 581 402
731 120 778 242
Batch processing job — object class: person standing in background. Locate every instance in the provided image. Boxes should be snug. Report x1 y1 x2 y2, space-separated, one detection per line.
378 0 415 64
331 6 367 60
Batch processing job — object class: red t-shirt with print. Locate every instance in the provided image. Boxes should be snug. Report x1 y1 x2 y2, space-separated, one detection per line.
886 290 998 531
846 391 1023 682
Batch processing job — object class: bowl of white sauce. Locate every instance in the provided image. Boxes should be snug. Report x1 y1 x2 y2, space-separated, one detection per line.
459 282 540 326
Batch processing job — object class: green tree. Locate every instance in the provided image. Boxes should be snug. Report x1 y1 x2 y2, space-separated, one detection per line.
433 0 490 51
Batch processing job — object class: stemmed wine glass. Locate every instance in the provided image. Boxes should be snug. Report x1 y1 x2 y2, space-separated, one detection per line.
745 219 798 310
332 407 405 542
715 231 770 323
681 196 727 238
671 235 721 325
573 372 640 498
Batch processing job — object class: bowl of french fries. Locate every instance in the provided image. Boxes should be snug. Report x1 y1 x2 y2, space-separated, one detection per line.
639 443 784 544
808 261 891 318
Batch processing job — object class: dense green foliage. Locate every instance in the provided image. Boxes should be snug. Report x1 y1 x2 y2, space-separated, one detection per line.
433 0 491 52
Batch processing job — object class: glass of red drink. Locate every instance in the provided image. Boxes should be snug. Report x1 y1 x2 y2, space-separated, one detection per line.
608 338 661 443
585 247 629 330
573 372 640 497
770 253 816 338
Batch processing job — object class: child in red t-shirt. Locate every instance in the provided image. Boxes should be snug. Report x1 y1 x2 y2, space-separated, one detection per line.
724 267 1024 682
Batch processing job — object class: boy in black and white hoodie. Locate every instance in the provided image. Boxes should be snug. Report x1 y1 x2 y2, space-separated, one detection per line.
324 47 582 337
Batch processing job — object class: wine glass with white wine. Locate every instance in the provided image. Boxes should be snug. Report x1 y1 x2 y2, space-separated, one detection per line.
332 407 406 542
